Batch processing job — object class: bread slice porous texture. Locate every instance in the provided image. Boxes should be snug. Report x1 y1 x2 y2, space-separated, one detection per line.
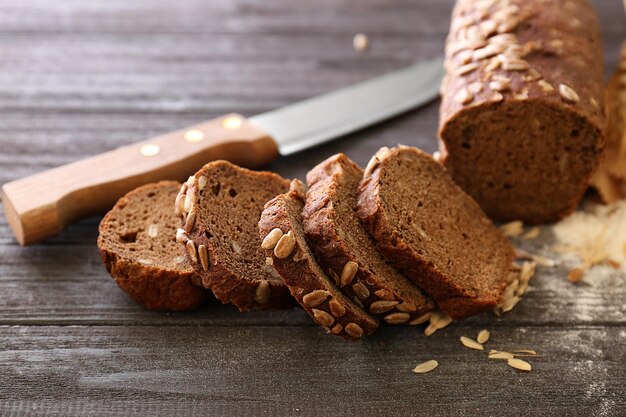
176 161 293 311
357 146 515 319
303 154 435 324
98 181 208 311
259 180 379 340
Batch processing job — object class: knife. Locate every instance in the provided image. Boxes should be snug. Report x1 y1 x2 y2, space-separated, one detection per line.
1 56 443 245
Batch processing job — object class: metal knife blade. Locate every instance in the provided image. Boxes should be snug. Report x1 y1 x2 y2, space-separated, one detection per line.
250 55 444 155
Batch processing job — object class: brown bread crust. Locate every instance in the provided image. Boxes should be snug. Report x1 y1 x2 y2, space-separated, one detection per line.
98 181 208 311
439 0 605 224
176 161 294 312
356 147 515 319
259 181 379 340
303 154 434 324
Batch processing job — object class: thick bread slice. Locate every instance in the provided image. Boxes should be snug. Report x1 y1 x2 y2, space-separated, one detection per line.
176 161 293 311
259 181 379 340
357 146 515 319
303 154 435 324
98 181 208 311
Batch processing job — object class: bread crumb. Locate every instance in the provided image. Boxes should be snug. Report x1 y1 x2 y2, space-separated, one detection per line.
353 33 369 53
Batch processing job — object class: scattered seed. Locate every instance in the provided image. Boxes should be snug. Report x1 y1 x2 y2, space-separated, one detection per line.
523 227 541 240
477 329 490 344
409 312 432 325
353 33 369 53
489 351 514 360
254 280 271 304
384 312 410 324
312 309 334 327
302 290 330 307
501 220 524 237
559 84 580 102
328 299 346 318
352 281 370 300
432 311 454 329
424 323 438 337
345 323 364 338
512 349 537 355
274 232 296 259
340 261 359 287
501 295 521 312
413 360 439 374
186 240 198 263
369 300 399 314
198 244 209 271
460 336 484 351
507 358 532 372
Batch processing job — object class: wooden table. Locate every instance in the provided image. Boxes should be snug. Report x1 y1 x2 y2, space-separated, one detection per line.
1 1 624 415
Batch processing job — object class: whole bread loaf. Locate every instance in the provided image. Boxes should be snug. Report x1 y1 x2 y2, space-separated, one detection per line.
98 181 208 311
439 0 605 224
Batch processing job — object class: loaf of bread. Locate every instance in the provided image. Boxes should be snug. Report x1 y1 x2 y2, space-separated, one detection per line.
591 43 626 203
303 154 434 324
175 161 294 311
98 181 208 311
439 0 605 224
259 181 379 340
357 146 515 319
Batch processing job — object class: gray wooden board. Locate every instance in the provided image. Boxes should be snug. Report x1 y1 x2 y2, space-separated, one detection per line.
0 0 624 416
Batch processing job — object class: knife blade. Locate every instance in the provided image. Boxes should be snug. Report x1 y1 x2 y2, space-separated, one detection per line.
2 56 443 245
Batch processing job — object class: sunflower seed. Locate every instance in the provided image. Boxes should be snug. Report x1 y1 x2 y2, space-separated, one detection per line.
501 220 524 237
374 289 395 300
477 329 490 344
559 83 579 102
198 244 209 271
311 309 335 327
460 336 484 351
457 50 473 65
302 290 330 307
184 193 194 213
537 80 555 93
254 280 271 304
467 81 483 94
185 240 198 263
413 360 438 374
431 311 454 329
455 62 479 76
501 58 529 71
176 192 187 215
523 227 541 240
396 302 417 313
489 351 514 360
409 312 432 325
340 261 359 287
183 208 196 233
344 323 364 338
176 228 188 243
196 175 207 191
512 349 537 355
507 358 532 371
501 295 521 312
261 228 283 250
328 299 346 318
352 281 370 300
384 312 410 324
424 323 438 336
274 231 296 259
369 300 399 314
331 323 343 335
454 87 473 104
473 43 504 61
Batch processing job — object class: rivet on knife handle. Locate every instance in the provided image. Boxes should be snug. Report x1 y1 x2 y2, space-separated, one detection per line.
1 114 278 246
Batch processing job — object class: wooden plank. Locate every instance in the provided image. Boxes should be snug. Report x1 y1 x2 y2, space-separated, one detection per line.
0 325 624 416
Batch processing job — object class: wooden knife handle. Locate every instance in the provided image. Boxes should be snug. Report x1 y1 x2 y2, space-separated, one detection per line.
1 114 278 246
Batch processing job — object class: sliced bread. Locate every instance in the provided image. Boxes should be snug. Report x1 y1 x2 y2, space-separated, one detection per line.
259 181 379 340
357 146 515 319
98 181 208 311
303 154 435 324
176 160 293 311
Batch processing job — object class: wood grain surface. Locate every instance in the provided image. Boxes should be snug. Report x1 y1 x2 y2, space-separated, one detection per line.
0 1 624 416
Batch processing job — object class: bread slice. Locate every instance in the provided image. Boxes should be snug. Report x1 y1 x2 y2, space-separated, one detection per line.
357 146 515 319
176 161 293 311
259 181 379 340
303 154 434 324
98 181 208 311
